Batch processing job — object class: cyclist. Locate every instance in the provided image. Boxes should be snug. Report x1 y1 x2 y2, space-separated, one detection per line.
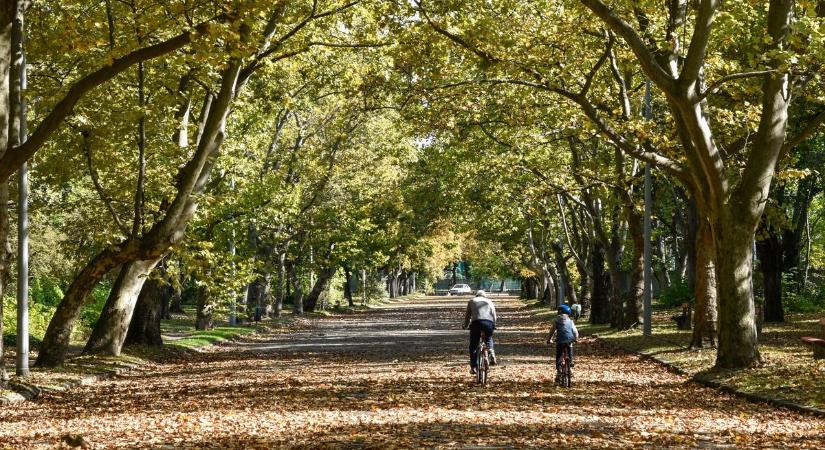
546 304 579 382
462 289 497 374
570 302 582 321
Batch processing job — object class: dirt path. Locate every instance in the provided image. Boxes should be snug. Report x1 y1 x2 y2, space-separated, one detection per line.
1 296 823 449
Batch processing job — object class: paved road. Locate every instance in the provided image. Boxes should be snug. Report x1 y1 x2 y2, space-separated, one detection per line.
1 296 823 448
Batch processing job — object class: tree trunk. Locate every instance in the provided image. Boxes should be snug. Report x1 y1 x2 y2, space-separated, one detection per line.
713 209 762 368
589 242 611 324
361 269 368 305
290 263 303 315
686 197 698 293
624 209 644 329
756 229 784 323
303 267 335 312
195 284 212 330
0 183 8 383
655 235 672 292
521 277 536 300
124 275 167 347
275 251 286 317
36 248 129 366
605 242 624 328
552 242 578 305
84 257 162 356
0 10 15 382
37 60 243 366
167 274 183 318
343 266 354 307
691 218 717 348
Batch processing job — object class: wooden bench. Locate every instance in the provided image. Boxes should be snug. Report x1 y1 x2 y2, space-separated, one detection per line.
800 318 825 360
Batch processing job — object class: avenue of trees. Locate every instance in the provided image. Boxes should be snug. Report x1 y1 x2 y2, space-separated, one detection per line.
1 0 824 380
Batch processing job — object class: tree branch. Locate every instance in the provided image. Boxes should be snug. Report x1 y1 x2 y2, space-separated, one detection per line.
782 108 825 154
580 0 675 94
699 69 777 101
0 19 219 182
81 131 130 236
680 0 719 88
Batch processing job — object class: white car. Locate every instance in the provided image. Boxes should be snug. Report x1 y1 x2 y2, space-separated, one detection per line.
449 284 472 296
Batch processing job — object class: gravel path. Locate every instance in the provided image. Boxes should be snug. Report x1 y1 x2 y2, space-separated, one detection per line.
1 296 823 448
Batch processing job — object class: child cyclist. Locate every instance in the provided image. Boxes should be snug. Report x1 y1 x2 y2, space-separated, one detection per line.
546 304 579 381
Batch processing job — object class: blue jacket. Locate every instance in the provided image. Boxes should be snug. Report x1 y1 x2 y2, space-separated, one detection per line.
551 314 579 344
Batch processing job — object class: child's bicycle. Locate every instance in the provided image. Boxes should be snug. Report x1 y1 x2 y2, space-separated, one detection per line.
550 340 573 388
476 330 491 385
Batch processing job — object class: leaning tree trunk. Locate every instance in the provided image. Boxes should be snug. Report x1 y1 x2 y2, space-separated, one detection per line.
36 247 130 366
84 257 162 356
124 275 168 347
303 267 335 312
691 218 717 348
713 209 762 368
37 60 242 366
756 229 784 323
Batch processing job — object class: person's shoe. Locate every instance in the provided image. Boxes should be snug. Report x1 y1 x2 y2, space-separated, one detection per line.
471 367 477 374
554 373 561 383
489 350 498 366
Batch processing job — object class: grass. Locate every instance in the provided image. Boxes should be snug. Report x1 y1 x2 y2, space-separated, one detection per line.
572 304 825 410
167 326 256 349
2 309 262 396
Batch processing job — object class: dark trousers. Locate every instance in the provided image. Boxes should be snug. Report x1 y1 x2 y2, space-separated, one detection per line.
469 319 495 368
555 343 574 370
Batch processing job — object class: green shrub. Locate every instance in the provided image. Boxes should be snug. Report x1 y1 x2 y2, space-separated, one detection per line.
79 282 111 330
785 287 825 313
2 295 56 342
657 282 694 308
30 276 65 306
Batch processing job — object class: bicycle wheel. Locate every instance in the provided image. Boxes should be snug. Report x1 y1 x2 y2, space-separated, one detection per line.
480 350 489 385
476 345 484 384
561 346 572 388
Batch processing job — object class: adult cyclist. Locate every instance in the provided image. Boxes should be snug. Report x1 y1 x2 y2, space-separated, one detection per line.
462 290 497 374
547 304 579 382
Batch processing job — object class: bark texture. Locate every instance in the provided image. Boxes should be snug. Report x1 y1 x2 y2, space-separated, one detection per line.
124 274 169 347
84 258 161 355
691 218 717 348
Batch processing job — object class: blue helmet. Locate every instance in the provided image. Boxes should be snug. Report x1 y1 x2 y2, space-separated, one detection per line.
558 304 572 315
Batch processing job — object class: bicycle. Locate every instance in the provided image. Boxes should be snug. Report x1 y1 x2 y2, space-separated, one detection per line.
555 342 573 388
476 330 490 385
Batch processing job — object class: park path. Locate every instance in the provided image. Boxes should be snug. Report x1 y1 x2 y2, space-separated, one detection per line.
1 296 823 449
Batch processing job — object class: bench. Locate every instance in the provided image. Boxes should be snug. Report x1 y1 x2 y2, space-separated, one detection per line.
801 337 825 359
671 303 692 330
800 318 825 359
